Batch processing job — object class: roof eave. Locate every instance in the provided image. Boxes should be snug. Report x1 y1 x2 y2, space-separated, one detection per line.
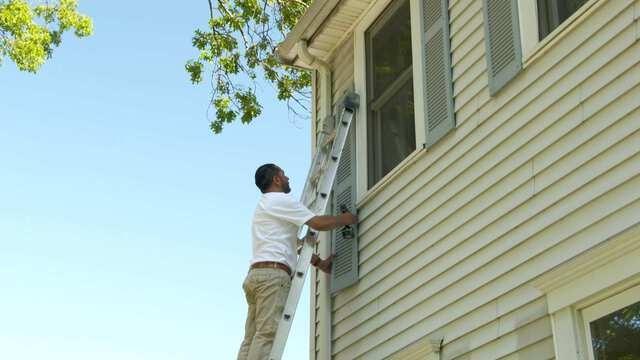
276 0 342 68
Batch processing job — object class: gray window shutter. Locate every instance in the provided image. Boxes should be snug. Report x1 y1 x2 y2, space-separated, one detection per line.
483 0 522 95
424 0 456 147
330 123 358 293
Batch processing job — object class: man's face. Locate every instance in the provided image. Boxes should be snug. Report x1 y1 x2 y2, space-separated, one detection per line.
275 169 291 194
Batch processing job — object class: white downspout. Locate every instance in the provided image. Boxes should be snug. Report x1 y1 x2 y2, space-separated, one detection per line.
296 39 333 360
297 40 333 136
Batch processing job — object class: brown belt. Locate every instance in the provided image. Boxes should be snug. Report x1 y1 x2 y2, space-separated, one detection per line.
250 261 292 276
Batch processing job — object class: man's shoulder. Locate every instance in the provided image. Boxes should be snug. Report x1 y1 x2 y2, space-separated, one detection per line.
262 192 294 202
265 193 300 209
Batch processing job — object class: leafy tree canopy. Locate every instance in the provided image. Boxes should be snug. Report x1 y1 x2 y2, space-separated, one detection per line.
0 0 92 73
187 0 312 134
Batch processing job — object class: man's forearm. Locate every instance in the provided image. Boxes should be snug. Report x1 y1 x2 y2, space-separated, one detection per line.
306 215 343 231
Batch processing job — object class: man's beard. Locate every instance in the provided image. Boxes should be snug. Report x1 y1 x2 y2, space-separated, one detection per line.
283 183 291 193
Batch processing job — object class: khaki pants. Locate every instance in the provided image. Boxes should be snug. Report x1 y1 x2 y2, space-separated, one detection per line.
237 268 291 360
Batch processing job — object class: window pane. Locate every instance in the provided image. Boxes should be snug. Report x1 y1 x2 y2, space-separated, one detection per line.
377 80 415 180
589 300 640 360
537 0 588 40
368 0 412 99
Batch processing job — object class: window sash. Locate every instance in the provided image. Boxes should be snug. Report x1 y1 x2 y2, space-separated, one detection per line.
369 65 413 112
536 0 589 40
582 284 640 360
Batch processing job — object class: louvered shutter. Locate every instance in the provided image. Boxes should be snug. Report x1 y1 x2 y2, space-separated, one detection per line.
483 0 522 95
423 0 456 147
330 121 358 293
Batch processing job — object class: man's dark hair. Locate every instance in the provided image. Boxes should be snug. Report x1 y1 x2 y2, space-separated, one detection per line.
255 163 280 193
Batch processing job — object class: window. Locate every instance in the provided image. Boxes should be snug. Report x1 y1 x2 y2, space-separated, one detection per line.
517 0 596 61
589 301 640 359
536 0 589 40
365 0 415 188
355 0 453 197
583 285 640 360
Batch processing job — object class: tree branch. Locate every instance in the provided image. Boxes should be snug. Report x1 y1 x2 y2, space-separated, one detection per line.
207 0 214 19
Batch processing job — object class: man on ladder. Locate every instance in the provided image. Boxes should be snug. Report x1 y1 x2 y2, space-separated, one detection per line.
237 163 358 360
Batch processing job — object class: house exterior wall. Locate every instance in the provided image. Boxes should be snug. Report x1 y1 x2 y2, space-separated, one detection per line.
310 0 640 358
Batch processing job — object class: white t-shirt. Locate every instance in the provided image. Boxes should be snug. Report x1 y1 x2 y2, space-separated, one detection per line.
251 192 315 269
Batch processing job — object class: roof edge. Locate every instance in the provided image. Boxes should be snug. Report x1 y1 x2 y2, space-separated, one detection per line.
276 0 342 66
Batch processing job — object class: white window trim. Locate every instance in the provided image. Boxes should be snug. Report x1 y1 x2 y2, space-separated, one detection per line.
582 284 640 360
533 224 640 360
354 0 427 202
517 0 606 65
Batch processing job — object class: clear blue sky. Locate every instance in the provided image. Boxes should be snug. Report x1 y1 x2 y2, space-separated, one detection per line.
0 1 313 359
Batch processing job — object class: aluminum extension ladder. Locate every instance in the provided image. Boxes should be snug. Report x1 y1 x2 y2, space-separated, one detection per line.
268 92 359 360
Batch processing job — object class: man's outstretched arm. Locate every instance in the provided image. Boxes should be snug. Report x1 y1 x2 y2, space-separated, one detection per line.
305 213 357 231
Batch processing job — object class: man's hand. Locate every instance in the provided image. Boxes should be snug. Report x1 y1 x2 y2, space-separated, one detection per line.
311 254 333 274
338 212 358 226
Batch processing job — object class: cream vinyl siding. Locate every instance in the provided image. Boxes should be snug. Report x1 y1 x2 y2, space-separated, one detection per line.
331 35 356 109
307 0 640 358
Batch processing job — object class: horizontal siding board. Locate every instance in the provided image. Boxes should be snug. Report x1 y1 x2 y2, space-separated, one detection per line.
332 62 352 88
445 284 545 344
449 0 475 23
451 8 483 54
495 337 556 360
453 54 485 96
443 297 548 359
454 91 479 127
330 36 354 104
453 65 487 111
451 18 485 66
386 284 544 359
460 318 552 360
450 0 482 37
452 41 485 81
